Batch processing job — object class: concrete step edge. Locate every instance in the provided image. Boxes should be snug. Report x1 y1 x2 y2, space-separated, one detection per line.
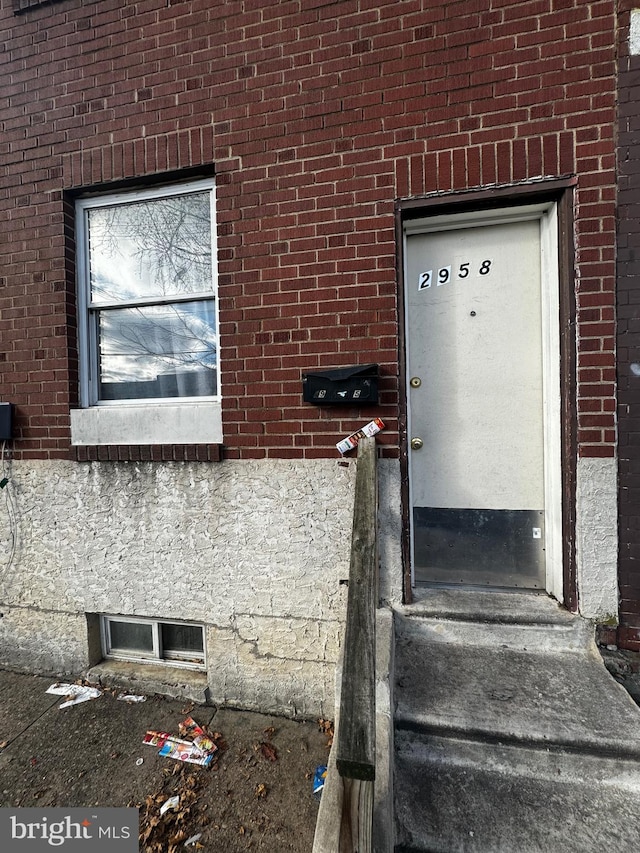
397 591 585 629
398 606 578 626
395 617 595 654
394 715 640 763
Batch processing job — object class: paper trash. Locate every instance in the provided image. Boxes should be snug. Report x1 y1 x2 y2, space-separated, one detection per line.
46 683 102 709
158 740 214 767
336 418 385 455
159 795 180 816
117 693 146 703
143 726 216 768
179 716 218 754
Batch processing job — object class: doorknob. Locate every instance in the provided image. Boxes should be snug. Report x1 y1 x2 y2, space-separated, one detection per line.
410 437 424 450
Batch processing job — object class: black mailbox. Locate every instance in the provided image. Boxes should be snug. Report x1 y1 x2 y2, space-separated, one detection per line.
302 364 379 405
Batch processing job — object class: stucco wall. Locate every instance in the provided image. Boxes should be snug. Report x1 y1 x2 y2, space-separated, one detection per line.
0 456 402 717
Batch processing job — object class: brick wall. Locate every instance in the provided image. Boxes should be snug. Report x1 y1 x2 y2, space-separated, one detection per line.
0 0 618 461
616 2 640 651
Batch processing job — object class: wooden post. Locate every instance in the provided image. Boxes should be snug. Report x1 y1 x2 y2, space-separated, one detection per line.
340 778 374 853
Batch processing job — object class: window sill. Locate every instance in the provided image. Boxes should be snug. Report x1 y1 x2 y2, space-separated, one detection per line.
70 401 223 446
87 659 210 705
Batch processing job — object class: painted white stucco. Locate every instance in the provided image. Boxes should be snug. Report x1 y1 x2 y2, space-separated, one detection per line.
575 455 619 621
630 9 640 55
70 401 223 445
2 448 616 713
0 456 402 718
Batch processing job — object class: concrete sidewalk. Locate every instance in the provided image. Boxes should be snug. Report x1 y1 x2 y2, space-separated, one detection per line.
0 669 329 851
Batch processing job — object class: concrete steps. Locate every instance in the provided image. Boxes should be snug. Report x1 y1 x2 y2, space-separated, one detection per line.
393 590 640 852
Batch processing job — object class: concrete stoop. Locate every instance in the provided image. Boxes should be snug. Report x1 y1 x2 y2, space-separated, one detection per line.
393 590 640 852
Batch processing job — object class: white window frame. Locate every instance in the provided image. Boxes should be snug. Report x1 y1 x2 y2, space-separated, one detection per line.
100 615 206 671
71 179 223 447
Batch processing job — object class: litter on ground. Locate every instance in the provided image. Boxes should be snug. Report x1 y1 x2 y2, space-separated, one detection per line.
313 765 327 800
46 682 102 708
117 693 147 703
144 717 219 768
160 795 180 816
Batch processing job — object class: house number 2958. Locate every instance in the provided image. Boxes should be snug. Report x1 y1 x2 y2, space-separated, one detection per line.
418 259 493 290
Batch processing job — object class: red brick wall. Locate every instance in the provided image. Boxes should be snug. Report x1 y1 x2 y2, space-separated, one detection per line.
0 0 617 460
616 2 640 651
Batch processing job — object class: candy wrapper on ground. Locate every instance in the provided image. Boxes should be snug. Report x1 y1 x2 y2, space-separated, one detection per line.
158 739 214 767
179 717 205 739
313 765 328 800
144 718 218 768
179 716 218 753
143 730 188 748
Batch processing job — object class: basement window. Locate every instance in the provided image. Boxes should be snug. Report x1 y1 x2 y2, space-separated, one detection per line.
101 616 205 670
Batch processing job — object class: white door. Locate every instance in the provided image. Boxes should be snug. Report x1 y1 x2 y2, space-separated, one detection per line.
405 207 560 589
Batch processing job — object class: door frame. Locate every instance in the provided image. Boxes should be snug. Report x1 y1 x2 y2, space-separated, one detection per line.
395 179 578 606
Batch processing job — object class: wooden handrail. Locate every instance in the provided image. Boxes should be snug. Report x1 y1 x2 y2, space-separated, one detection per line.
336 437 378 781
312 436 378 853
336 435 378 782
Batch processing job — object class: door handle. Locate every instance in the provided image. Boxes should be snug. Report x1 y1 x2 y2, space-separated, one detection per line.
410 437 424 450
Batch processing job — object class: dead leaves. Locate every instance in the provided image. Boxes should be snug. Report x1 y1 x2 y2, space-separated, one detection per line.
255 742 278 763
137 716 228 852
139 768 209 853
318 718 334 749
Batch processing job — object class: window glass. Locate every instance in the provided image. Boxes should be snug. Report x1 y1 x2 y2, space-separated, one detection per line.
87 192 213 303
109 621 154 654
98 301 217 401
77 181 218 405
161 623 205 656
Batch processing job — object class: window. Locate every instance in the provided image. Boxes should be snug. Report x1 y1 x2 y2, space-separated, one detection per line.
75 180 218 407
72 179 222 446
101 615 206 670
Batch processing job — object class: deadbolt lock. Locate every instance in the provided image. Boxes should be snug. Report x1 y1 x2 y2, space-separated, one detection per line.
410 376 422 388
410 437 424 450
